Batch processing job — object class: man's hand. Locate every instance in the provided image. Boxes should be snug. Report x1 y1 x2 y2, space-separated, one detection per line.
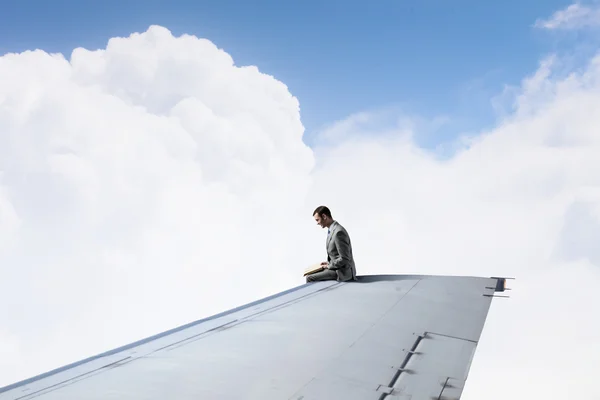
320 261 328 268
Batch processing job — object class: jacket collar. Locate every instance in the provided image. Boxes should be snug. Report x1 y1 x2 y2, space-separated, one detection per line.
327 220 337 244
328 220 337 233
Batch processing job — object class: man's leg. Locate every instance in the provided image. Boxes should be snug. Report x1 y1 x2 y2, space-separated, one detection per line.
306 269 337 283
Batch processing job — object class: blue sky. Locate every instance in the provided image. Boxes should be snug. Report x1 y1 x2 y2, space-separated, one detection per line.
0 0 576 148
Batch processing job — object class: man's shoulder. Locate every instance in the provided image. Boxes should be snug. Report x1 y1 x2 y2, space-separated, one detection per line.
333 221 349 234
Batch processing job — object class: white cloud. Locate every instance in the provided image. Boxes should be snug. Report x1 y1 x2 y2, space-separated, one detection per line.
0 23 599 400
0 25 318 385
534 2 600 30
0 179 20 255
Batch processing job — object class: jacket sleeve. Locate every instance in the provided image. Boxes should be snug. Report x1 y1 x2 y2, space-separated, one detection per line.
329 229 351 270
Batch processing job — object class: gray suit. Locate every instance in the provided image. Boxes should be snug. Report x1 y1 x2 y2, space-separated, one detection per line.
306 220 357 283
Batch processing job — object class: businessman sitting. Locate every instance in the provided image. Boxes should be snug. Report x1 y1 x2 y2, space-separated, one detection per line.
306 205 357 283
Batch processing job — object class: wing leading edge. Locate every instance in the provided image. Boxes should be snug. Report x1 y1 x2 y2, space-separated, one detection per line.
0 274 508 400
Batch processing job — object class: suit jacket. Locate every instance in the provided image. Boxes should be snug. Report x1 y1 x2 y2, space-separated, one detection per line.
326 220 357 282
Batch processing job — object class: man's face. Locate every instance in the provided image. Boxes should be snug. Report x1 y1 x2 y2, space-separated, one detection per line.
314 213 327 228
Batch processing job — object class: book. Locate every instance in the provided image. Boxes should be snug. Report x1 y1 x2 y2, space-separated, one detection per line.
303 263 325 276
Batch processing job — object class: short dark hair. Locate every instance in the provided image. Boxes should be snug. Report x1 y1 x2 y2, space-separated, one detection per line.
313 205 332 218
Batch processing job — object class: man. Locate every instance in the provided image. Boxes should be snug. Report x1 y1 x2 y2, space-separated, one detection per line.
306 206 357 283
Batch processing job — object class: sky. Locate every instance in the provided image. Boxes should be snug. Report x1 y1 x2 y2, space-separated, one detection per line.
0 1 599 399
0 0 586 148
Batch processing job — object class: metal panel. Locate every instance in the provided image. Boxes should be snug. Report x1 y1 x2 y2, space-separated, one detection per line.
0 274 504 400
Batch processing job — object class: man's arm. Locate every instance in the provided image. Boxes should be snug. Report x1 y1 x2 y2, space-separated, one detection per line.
329 230 352 270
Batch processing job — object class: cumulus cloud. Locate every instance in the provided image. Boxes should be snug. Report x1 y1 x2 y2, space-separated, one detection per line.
0 25 319 385
0 22 599 400
534 1 600 30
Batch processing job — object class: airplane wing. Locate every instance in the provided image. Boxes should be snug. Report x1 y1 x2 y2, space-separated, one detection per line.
0 274 509 399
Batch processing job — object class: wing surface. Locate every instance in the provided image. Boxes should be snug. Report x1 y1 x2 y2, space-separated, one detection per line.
0 274 508 400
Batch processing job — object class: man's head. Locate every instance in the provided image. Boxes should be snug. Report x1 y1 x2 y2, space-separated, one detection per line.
313 205 333 228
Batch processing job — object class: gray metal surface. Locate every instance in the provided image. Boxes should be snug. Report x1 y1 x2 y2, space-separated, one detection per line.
0 274 506 400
